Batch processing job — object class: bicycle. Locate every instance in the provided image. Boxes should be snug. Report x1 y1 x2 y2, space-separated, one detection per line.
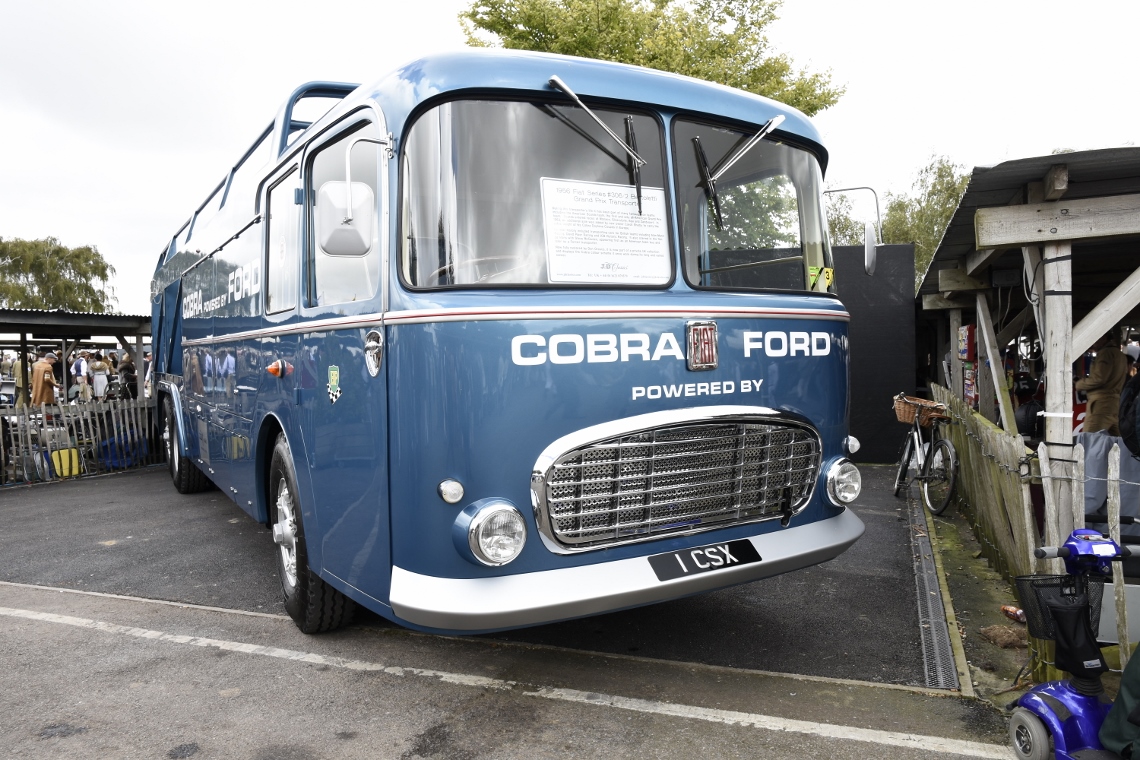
892 393 959 514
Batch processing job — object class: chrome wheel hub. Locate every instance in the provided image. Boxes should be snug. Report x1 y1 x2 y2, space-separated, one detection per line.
1014 724 1031 754
273 477 299 588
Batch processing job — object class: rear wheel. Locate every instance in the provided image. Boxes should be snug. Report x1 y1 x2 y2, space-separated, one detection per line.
1009 707 1051 760
922 438 957 515
163 395 209 494
269 434 355 633
893 435 914 497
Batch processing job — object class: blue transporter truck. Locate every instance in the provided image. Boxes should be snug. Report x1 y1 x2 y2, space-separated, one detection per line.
150 50 866 635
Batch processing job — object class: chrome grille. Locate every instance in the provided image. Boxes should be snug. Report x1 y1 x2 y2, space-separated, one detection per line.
539 420 821 549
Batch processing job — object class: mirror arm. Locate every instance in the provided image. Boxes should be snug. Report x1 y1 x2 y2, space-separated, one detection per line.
342 136 391 223
822 185 882 244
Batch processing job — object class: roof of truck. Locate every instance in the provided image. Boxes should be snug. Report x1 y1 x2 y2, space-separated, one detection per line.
327 49 827 169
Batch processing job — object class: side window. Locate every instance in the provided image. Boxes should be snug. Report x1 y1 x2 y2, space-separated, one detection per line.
265 168 300 314
307 122 380 306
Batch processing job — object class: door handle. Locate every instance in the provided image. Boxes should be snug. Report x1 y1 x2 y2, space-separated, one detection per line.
364 329 383 377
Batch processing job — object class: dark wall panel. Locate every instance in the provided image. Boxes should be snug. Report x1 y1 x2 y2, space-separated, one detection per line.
832 245 916 464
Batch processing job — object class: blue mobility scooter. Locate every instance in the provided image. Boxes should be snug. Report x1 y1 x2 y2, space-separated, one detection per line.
1010 529 1133 759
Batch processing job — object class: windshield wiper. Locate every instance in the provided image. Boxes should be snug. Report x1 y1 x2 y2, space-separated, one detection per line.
625 116 642 214
692 136 724 230
693 114 786 231
548 76 647 215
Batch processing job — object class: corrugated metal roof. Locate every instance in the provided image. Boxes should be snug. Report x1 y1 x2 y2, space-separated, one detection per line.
918 147 1140 296
0 308 149 337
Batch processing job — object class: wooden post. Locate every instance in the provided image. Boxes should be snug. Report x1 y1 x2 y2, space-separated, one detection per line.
1109 444 1131 665
977 292 1017 434
1038 442 1063 574
1072 444 1085 531
1043 241 1074 542
950 309 963 400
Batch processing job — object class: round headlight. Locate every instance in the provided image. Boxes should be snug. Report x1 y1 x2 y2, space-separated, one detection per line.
468 503 527 566
827 459 862 504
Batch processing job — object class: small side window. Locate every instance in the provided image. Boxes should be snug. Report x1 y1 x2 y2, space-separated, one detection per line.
265 168 300 314
307 122 380 306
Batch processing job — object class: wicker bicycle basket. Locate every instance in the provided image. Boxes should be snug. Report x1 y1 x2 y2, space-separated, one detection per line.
893 393 946 428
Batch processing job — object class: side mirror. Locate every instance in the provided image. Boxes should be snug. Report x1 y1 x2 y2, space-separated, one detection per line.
315 181 375 257
864 222 878 276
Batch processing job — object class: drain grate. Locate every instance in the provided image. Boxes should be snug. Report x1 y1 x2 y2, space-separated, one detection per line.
906 492 960 690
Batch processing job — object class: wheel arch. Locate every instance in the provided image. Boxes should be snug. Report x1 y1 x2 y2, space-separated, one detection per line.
256 413 287 527
157 381 189 457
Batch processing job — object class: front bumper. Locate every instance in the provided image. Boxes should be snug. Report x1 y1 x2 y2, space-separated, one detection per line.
390 507 864 632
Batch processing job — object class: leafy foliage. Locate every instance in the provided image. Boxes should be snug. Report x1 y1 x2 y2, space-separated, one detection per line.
460 0 844 116
825 192 864 247
708 176 799 250
881 157 970 291
0 237 117 312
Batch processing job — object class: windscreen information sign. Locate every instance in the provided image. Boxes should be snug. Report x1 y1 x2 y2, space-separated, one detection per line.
540 178 671 284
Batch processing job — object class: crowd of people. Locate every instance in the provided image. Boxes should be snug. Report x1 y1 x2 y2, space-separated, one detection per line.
0 347 152 408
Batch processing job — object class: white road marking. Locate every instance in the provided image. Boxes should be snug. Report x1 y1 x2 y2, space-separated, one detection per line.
0 605 1013 759
0 581 289 619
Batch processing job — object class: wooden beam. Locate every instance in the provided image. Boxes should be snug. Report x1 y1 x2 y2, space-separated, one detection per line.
950 309 963 401
1071 260 1140 356
922 294 974 310
977 292 1017 434
995 305 1034 348
1044 164 1068 201
1043 242 1074 538
938 268 989 292
976 193 1140 248
966 248 1004 277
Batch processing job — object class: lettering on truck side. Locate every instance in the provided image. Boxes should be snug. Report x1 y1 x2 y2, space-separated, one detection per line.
510 331 831 366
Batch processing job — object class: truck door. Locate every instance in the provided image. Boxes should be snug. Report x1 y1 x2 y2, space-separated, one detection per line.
297 116 391 600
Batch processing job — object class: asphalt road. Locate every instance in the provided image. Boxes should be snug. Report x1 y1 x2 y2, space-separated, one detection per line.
0 465 923 685
0 465 1013 758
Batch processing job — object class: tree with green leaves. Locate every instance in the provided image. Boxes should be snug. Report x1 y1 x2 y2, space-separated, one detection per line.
460 0 844 117
825 193 864 247
881 157 971 291
0 237 117 312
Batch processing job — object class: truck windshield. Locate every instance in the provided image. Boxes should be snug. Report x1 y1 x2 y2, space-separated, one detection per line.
401 99 668 288
673 118 834 294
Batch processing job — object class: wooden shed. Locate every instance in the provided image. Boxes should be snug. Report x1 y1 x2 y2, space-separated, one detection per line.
918 147 1140 580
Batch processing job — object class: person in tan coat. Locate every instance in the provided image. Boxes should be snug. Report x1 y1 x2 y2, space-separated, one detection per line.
1077 331 1128 435
30 353 60 406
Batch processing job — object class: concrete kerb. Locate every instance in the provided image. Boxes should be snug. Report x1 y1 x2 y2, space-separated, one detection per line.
921 500 977 698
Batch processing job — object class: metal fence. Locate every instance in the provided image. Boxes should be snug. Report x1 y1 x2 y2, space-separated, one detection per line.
1 398 165 485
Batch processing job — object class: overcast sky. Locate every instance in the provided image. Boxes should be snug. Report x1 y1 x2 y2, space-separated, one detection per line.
2 0 1135 316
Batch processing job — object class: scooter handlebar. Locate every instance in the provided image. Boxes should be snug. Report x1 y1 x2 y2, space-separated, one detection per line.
1034 547 1071 559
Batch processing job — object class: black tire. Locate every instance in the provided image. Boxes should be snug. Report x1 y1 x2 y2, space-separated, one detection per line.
163 395 209 494
1009 707 1051 760
893 435 914 497
269 434 355 633
922 438 957 515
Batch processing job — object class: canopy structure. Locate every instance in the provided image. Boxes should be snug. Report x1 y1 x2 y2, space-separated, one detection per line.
918 146 1140 537
0 308 151 400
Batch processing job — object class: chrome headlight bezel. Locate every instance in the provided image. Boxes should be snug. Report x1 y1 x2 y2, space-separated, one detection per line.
826 459 862 505
460 500 528 567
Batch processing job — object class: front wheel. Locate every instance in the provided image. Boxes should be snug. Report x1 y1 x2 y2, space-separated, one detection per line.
922 438 957 515
163 395 209 494
893 435 914 497
1009 707 1051 760
269 434 355 633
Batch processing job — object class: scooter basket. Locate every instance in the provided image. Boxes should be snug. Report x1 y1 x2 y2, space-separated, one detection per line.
1014 574 1103 642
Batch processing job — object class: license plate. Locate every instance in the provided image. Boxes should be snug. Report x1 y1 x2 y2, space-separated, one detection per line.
648 539 762 582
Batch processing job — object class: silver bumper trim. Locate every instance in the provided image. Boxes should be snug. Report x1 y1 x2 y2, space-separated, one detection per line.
390 508 864 631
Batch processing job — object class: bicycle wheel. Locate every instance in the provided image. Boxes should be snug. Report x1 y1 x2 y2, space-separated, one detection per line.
893 434 914 497
922 438 957 515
